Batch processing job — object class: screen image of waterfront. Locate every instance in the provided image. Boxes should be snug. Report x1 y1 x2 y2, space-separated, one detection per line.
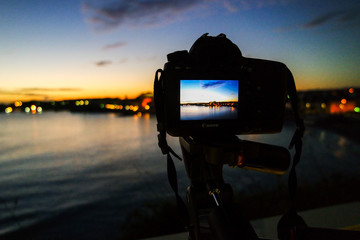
180 80 238 120
180 105 238 120
1 112 360 239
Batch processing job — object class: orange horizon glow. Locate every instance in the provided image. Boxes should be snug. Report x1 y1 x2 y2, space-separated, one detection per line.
2 84 360 105
0 88 153 104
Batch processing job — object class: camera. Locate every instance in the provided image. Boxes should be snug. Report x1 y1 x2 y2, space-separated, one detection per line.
154 34 307 240
155 33 291 137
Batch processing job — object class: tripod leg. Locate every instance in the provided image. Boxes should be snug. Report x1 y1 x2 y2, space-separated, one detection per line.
208 204 258 240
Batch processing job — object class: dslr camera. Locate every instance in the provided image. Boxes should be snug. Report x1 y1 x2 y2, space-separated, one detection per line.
154 34 305 240
155 33 292 137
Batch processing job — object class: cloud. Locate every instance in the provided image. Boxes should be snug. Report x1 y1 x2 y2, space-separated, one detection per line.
82 0 294 30
102 41 127 50
276 6 360 32
18 88 82 92
0 88 82 95
302 10 343 29
82 0 204 30
0 88 83 102
222 0 238 12
95 60 112 66
304 9 360 30
201 80 225 88
302 7 360 29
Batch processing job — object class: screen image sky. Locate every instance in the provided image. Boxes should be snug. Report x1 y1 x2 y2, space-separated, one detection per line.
181 80 238 104
1 0 359 103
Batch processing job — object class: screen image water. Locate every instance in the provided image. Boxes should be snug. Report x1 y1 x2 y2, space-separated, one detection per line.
180 105 238 120
1 112 359 239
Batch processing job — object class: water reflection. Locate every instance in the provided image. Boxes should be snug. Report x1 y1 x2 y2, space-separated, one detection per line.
0 113 359 239
181 105 237 120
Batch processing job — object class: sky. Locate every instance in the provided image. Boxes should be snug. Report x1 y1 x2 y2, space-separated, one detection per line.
181 80 238 103
1 0 359 103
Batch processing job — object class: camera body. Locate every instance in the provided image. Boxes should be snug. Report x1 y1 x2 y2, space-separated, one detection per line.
156 34 289 137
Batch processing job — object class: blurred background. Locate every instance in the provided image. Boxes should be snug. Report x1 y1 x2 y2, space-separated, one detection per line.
1 0 359 239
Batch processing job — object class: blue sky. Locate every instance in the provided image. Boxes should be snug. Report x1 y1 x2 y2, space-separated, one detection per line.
181 80 238 103
1 0 359 103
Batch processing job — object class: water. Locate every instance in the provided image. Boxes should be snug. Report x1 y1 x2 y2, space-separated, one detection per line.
0 112 359 239
181 105 237 120
0 112 175 239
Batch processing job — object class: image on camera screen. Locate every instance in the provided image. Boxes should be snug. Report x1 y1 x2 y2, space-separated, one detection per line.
180 80 238 120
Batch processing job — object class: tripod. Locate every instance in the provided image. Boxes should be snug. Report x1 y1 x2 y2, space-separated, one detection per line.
178 134 360 240
180 134 291 240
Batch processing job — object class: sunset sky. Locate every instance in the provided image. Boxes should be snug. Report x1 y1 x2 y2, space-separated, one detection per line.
181 80 238 103
1 0 359 103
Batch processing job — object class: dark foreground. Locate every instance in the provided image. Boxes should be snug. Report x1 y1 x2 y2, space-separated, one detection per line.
2 114 360 240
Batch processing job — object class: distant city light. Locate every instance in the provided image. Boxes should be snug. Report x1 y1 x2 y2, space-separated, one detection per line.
31 105 37 114
145 105 150 110
141 98 152 108
321 103 326 109
5 107 13 113
355 107 360 113
14 101 22 107
132 105 139 112
25 107 30 113
349 88 354 94
305 103 311 108
37 107 43 113
105 104 116 110
341 98 347 104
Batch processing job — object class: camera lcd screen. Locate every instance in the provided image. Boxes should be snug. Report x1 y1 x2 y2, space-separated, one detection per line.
180 80 238 120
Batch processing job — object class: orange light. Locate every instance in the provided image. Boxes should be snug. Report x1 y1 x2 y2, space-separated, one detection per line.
142 98 152 108
349 88 354 94
105 104 116 110
31 105 37 111
330 101 356 113
5 107 13 113
341 98 347 104
14 101 22 107
132 105 139 112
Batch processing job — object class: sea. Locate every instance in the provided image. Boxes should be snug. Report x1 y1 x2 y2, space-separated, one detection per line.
0 112 359 239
